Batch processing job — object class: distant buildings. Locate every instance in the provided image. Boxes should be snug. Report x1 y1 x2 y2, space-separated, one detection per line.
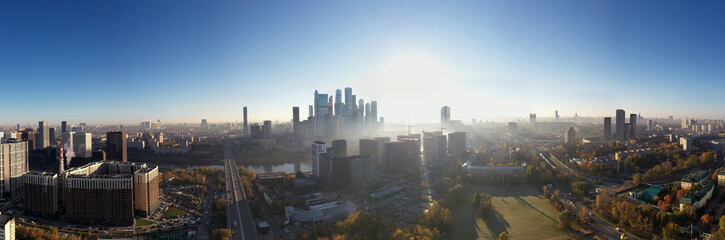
243 107 248 135
38 121 49 149
680 137 692 154
508 122 518 135
630 113 637 138
73 132 92 158
263 120 272 139
107 131 128 162
441 106 451 127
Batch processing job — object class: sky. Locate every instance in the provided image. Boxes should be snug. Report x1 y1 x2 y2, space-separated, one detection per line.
1 1 725 126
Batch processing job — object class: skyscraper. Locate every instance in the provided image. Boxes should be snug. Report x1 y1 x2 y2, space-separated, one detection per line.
61 121 67 133
38 121 49 149
73 132 92 158
292 107 300 124
616 109 625 141
371 101 378 125
448 132 466 159
243 107 248 135
441 106 451 126
565 127 575 145
344 87 353 117
335 89 343 116
630 113 637 138
107 131 127 162
1 139 29 198
555 110 559 121
603 117 612 140
312 141 327 177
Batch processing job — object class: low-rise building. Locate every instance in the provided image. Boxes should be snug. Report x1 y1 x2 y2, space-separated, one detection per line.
681 170 710 190
680 181 714 211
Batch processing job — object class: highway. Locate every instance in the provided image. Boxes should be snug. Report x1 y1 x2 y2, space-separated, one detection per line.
224 145 259 240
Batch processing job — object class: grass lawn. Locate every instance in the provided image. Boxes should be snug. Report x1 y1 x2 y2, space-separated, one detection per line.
448 185 570 240
162 207 189 219
135 218 153 226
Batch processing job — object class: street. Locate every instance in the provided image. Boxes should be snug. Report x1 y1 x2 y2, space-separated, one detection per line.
225 145 260 240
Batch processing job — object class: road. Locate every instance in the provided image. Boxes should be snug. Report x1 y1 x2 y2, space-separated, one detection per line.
225 145 260 240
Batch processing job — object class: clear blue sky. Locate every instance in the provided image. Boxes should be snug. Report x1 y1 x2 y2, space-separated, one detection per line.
2 1 724 126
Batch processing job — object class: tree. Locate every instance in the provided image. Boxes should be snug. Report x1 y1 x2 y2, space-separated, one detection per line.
633 173 642 186
719 215 725 240
542 185 550 198
558 210 575 230
211 228 232 240
662 222 679 240
215 198 227 212
498 231 508 240
418 201 452 231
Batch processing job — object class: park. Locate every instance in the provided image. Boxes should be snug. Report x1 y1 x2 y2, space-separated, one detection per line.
449 185 570 240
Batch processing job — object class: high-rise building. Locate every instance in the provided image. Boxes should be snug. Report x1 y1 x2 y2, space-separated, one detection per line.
262 120 272 139
293 107 301 139
106 131 127 162
441 106 451 126
200 119 207 127
331 139 347 158
22 172 59 217
38 121 49 149
630 113 637 138
374 137 391 169
250 125 262 139
344 87 353 117
448 132 466 159
359 139 380 167
616 109 625 141
603 117 612 140
335 89 344 116
312 141 327 177
61 121 67 133
529 114 536 127
0 213 14 240
49 128 56 145
21 131 36 151
555 110 559 121
73 132 92 158
1 140 29 198
371 101 378 125
243 107 248 135
424 135 439 162
508 122 518 135
308 105 313 118
62 132 75 162
648 119 654 130
565 127 576 145
60 161 159 225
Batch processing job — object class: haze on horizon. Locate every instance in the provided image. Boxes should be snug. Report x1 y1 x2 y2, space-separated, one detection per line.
2 1 725 126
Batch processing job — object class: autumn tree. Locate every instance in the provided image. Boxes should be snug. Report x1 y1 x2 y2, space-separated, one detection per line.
558 210 576 230
211 228 232 240
498 231 508 240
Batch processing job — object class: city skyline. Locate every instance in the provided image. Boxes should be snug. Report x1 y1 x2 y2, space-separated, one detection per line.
2 1 725 124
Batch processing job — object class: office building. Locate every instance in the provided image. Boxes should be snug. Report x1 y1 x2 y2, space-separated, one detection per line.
555 110 559 121
73 132 92 158
344 87 353 117
371 101 378 126
62 132 74 160
38 121 49 149
335 89 344 116
630 113 637 138
448 132 467 159
616 109 625 141
1 140 29 198
62 161 159 225
603 117 612 140
441 106 451 126
320 153 374 189
22 172 59 218
243 107 248 135
61 121 67 133
49 128 56 144
107 131 127 162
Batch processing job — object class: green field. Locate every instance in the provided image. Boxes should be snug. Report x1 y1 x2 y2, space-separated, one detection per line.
162 207 189 219
135 218 153 226
448 185 569 240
